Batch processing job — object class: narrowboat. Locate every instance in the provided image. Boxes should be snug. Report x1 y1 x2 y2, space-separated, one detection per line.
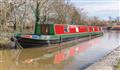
110 26 120 30
12 24 103 48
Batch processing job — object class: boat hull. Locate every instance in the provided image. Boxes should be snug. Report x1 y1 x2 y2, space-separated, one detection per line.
14 32 103 48
16 37 51 48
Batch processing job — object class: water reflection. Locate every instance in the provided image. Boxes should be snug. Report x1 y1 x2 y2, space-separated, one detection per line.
1 30 120 70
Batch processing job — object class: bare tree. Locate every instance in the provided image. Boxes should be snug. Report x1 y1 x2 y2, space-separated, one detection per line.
29 0 54 24
0 0 14 31
52 0 71 24
0 0 27 32
52 0 88 25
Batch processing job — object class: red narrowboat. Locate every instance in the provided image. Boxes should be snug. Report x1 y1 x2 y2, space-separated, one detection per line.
13 24 103 48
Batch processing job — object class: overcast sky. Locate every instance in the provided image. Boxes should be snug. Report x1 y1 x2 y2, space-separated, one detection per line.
71 0 120 20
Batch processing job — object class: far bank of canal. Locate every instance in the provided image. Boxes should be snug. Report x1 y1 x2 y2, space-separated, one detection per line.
1 30 120 70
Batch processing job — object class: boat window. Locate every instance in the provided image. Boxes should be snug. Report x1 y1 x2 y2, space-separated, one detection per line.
64 26 69 32
41 24 50 35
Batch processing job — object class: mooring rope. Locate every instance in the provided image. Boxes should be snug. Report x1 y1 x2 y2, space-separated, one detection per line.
12 37 23 49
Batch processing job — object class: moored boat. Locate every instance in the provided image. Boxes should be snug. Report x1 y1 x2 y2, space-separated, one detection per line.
111 26 120 30
12 24 103 48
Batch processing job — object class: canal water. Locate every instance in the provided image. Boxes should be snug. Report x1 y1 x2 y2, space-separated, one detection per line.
1 30 120 70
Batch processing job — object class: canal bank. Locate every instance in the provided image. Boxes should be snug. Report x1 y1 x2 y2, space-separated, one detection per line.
85 46 120 70
0 37 12 49
0 32 16 49
0 31 32 49
0 36 12 49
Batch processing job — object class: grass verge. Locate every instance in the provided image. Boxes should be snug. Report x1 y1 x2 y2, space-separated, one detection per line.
115 61 120 70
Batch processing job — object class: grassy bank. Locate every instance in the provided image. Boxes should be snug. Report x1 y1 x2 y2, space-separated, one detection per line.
0 37 12 49
115 61 120 70
0 32 13 49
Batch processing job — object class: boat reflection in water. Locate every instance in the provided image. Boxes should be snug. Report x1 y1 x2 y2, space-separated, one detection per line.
54 38 100 64
1 37 101 70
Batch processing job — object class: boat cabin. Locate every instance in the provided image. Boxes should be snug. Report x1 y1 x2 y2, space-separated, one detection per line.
35 24 102 35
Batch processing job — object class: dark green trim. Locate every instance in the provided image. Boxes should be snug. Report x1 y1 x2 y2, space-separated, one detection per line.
43 34 86 40
91 32 103 35
34 22 41 35
49 32 103 40
49 24 55 35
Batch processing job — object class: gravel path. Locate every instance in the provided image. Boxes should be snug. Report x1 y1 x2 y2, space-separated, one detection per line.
85 46 120 70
